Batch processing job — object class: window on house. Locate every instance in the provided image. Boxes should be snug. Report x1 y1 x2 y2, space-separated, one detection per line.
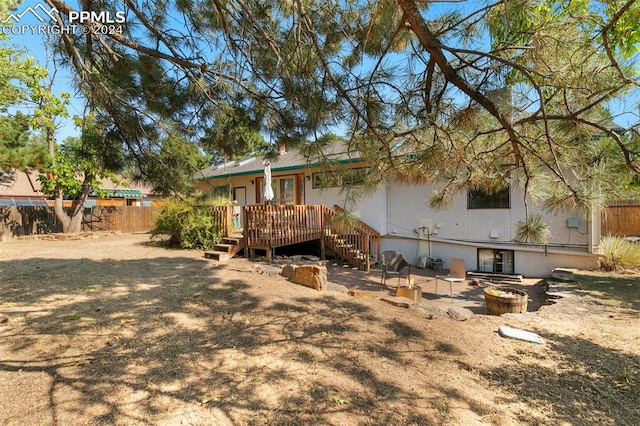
278 178 295 205
312 167 370 188
210 184 231 198
477 249 514 274
258 175 300 205
468 186 510 209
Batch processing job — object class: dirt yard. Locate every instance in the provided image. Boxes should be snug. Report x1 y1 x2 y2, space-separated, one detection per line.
0 233 638 425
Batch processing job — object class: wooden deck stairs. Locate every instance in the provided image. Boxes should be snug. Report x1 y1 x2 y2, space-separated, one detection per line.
204 237 244 261
324 230 377 271
206 204 381 271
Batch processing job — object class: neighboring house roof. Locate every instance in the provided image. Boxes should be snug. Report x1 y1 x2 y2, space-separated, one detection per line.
93 177 159 198
198 143 363 179
106 189 146 198
0 171 160 200
0 171 44 196
0 171 48 207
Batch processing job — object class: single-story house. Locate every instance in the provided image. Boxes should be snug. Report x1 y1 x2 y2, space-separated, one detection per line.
0 171 164 208
196 144 602 276
1 171 165 239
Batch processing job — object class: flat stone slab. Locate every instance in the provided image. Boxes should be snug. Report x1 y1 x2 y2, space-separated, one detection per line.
447 307 474 321
302 255 321 261
498 325 545 345
254 264 283 276
546 291 574 299
414 304 447 317
348 290 380 298
546 280 574 290
550 268 576 282
381 296 412 308
326 282 349 293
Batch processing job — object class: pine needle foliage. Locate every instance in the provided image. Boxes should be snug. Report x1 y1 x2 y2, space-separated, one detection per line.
514 214 552 245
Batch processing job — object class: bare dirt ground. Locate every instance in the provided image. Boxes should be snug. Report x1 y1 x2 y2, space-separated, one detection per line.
0 233 638 425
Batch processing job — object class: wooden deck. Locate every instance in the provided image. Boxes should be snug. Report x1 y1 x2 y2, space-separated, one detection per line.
239 204 381 271
244 204 325 251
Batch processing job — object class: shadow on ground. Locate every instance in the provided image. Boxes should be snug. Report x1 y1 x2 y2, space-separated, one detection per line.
0 255 494 424
0 252 637 425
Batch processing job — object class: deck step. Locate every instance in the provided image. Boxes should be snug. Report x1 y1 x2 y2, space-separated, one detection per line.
204 251 232 261
214 243 236 253
205 238 244 262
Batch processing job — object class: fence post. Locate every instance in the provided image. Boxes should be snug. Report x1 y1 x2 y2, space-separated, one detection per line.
225 205 232 237
243 206 250 258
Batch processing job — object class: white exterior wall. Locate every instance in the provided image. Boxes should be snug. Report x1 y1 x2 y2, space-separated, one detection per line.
381 181 599 277
231 176 257 205
382 235 598 276
304 180 387 233
203 171 601 276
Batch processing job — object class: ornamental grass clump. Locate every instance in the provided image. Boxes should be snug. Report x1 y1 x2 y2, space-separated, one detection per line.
599 235 640 271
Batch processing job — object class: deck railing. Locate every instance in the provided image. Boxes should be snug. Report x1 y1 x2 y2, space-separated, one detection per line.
243 204 324 252
241 204 380 271
199 205 233 237
323 205 381 271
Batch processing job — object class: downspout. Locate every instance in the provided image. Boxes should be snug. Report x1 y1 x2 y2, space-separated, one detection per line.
384 177 390 236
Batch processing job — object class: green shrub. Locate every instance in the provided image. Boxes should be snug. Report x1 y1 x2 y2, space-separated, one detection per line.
153 200 189 247
179 213 221 249
600 235 640 271
153 199 223 250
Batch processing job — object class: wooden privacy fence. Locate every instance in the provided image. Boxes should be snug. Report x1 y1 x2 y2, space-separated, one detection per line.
1 205 165 239
84 205 231 235
0 206 59 240
602 200 640 236
83 206 161 233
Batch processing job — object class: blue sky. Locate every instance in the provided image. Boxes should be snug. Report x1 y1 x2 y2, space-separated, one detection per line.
3 0 638 147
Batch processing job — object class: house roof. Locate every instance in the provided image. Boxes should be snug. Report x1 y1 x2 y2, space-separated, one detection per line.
0 172 48 206
104 189 146 198
0 171 160 199
198 143 363 180
0 171 44 197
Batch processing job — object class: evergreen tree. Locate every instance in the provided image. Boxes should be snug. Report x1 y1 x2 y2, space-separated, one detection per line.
38 0 640 213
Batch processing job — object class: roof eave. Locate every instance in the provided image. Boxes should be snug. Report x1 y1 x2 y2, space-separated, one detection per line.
199 157 363 181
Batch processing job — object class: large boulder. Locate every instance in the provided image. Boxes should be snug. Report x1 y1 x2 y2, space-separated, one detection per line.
281 264 327 291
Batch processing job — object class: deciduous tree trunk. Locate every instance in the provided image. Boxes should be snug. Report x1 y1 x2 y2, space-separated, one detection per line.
52 173 95 233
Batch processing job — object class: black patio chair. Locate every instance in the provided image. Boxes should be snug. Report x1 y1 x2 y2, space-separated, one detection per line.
380 250 411 288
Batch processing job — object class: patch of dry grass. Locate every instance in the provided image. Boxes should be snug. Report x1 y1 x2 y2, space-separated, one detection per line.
0 233 638 425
